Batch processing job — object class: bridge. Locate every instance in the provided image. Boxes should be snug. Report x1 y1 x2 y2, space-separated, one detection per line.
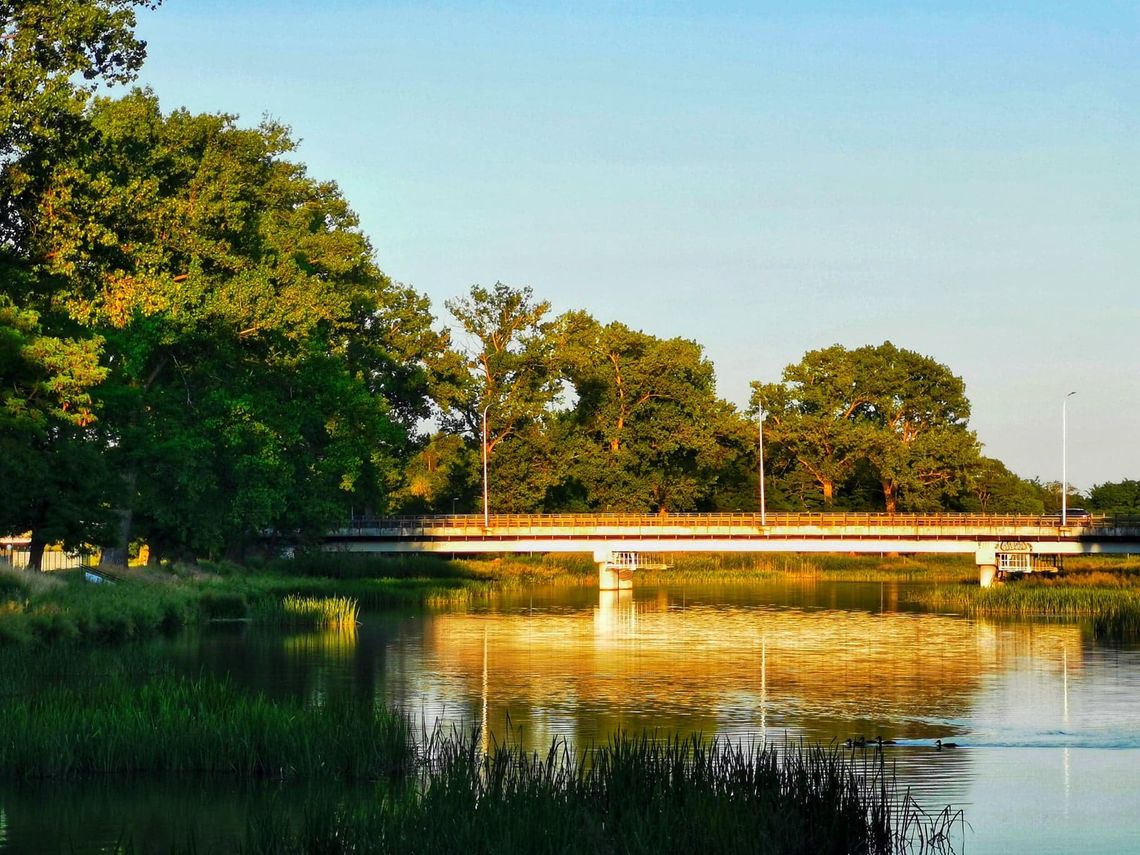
327 513 1140 589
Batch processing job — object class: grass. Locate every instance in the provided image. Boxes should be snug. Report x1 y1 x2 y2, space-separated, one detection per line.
0 564 490 648
251 594 360 630
232 731 959 855
906 567 1140 641
0 673 411 781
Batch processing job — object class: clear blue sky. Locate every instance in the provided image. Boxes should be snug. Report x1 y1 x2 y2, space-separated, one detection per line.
130 1 1139 487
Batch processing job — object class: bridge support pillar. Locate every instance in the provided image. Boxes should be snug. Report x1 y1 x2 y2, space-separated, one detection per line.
595 549 633 591
976 545 998 588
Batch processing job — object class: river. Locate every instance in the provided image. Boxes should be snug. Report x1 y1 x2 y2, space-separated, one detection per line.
2 579 1139 853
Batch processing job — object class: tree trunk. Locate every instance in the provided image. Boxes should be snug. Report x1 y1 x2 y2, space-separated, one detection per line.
882 481 898 514
822 480 835 506
27 534 46 572
103 469 138 567
147 538 164 567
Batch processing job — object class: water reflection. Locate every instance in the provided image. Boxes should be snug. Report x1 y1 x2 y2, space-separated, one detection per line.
9 579 1135 854
422 585 1086 751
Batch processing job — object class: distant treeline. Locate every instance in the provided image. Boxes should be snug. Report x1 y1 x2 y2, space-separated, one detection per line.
1 2 1134 569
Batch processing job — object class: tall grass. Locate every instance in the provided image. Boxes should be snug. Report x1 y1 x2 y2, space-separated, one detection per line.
0 659 961 852
907 576 1140 642
252 595 359 630
0 674 411 780
910 582 1140 619
232 731 960 854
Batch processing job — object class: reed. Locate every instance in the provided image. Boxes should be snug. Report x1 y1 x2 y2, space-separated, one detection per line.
0 566 492 648
281 552 481 580
908 582 1140 621
0 674 412 781
232 731 960 854
252 594 360 630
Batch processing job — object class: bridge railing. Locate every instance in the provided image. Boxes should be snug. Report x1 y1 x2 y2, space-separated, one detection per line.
342 512 1139 531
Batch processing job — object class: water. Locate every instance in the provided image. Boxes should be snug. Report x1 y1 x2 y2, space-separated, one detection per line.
3 579 1139 853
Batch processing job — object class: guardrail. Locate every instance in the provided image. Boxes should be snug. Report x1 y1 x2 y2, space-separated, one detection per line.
341 512 1140 531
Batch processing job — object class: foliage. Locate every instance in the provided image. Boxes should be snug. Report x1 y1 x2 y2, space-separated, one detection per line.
0 0 154 166
0 292 117 564
5 89 439 559
752 342 981 512
963 457 1047 514
556 311 752 512
437 282 561 511
1087 479 1140 515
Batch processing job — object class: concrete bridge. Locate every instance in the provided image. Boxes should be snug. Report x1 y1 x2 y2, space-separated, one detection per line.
326 513 1140 589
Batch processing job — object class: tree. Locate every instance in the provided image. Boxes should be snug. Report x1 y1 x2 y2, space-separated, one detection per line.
752 342 981 512
966 457 1046 514
440 283 560 511
11 90 433 560
750 346 876 507
1087 480 1140 515
0 291 114 568
0 0 154 162
557 312 747 512
0 1 154 565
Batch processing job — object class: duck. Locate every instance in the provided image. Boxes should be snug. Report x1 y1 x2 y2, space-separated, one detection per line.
874 736 897 747
844 735 866 749
934 739 959 750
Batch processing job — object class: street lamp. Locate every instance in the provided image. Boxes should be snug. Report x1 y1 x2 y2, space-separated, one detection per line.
1062 391 1076 526
758 403 767 527
481 405 490 528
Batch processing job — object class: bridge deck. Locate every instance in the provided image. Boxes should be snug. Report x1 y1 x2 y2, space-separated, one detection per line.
327 513 1140 557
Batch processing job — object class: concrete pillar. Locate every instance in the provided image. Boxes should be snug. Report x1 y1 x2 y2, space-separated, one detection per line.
596 548 633 591
598 563 621 591
976 545 998 588
597 564 633 591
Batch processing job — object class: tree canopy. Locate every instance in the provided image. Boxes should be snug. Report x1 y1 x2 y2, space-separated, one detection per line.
752 342 981 512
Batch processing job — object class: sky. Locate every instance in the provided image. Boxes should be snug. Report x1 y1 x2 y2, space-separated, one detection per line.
129 1 1139 488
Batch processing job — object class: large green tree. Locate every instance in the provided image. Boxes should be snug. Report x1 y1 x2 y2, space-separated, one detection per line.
11 90 434 560
753 342 980 512
557 312 749 512
439 283 561 512
750 345 878 507
0 290 114 568
1087 480 1140 515
1 1 153 565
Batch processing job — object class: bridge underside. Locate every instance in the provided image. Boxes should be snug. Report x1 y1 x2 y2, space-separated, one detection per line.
326 530 1138 589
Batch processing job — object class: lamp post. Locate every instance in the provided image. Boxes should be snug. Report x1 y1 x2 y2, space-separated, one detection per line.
1062 391 1076 526
481 405 490 528
758 403 767 527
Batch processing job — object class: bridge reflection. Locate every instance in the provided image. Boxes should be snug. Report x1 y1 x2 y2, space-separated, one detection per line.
419 583 1085 754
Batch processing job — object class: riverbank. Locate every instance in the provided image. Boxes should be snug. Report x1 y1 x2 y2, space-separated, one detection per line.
904 562 1140 639
0 560 489 647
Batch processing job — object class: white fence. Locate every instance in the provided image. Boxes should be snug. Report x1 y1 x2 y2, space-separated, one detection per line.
1 549 99 571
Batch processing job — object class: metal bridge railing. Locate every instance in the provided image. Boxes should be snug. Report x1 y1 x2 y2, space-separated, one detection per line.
341 512 1140 532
